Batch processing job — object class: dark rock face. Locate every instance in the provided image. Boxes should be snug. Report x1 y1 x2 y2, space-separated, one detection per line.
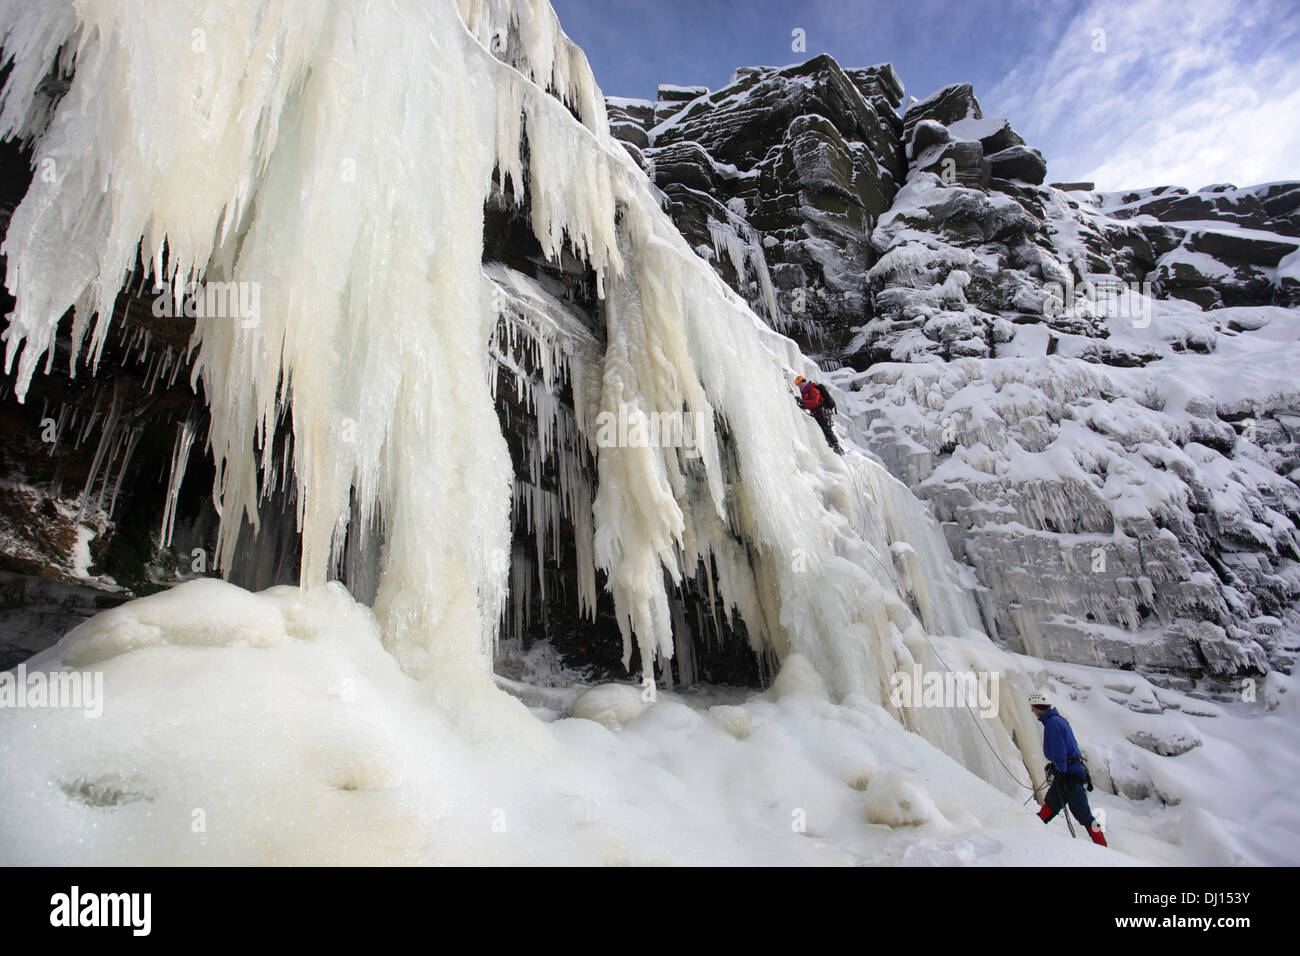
618 63 1073 368
608 57 907 362
908 119 949 159
986 144 1046 185
1106 182 1300 237
973 118 1025 155
611 100 653 126
917 139 990 190
1098 184 1300 308
902 83 982 140
0 570 126 670
650 141 717 192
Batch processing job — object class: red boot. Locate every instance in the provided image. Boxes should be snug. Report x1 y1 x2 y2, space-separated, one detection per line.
1037 804 1056 824
1088 825 1108 847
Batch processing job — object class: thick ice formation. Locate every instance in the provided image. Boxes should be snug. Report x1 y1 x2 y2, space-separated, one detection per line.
0 0 1048 795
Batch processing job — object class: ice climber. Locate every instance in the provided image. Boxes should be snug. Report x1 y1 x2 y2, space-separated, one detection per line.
794 375 843 454
1029 692 1107 846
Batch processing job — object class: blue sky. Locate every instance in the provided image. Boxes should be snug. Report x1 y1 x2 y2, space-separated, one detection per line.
551 0 1300 191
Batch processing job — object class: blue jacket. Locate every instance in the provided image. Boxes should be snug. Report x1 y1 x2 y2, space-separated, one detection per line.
1038 707 1082 774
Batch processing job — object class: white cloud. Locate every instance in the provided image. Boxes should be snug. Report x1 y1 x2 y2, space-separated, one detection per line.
984 0 1300 191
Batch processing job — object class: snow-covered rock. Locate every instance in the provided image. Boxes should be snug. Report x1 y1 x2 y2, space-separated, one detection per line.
573 683 648 727
1126 729 1202 757
608 56 906 362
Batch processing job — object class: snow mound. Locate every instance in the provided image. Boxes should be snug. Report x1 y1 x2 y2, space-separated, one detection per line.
864 769 944 827
770 653 832 702
60 579 289 666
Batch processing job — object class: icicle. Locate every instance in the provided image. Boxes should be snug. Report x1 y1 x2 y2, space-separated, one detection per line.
49 403 71 456
105 425 142 519
670 598 696 687
76 380 123 522
705 213 785 330
160 409 199 549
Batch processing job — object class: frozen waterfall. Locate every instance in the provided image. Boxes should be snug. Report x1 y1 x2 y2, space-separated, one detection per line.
0 0 1044 793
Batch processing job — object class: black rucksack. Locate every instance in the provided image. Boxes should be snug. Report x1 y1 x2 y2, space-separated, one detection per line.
813 383 836 412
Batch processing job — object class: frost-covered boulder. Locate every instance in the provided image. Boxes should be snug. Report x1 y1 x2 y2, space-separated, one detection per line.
1086 742 1159 800
908 118 950 161
650 140 717 192
950 115 1025 155
572 684 649 727
917 139 990 189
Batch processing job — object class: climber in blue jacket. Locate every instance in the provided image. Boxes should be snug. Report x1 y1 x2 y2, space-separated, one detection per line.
1029 692 1107 846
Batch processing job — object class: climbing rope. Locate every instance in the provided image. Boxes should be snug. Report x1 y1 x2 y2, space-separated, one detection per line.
822 387 1063 820
900 584 1059 800
917 627 1082 839
834 452 1045 797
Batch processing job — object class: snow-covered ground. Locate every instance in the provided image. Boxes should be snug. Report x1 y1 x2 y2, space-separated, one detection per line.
1 577 1294 865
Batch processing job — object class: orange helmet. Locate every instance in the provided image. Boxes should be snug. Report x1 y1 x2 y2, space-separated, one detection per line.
794 375 807 385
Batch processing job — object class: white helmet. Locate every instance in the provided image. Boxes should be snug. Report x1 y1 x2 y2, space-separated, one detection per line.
1028 692 1051 707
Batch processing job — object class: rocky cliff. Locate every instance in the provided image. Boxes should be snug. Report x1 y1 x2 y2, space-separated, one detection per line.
606 66 1300 693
